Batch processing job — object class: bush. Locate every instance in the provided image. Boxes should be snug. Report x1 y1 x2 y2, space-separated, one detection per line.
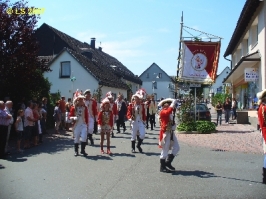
195 121 216 133
177 121 216 133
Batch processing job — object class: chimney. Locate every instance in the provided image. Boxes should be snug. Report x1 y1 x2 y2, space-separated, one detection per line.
81 51 92 60
99 47 102 51
91 38 96 49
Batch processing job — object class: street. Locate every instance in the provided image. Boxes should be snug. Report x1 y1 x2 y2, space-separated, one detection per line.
0 120 265 199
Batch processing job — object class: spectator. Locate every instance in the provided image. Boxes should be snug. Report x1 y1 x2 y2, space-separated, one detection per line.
38 103 46 143
15 109 24 153
223 97 231 124
231 98 237 120
59 96 66 130
215 101 223 126
54 101 61 134
41 97 48 134
116 93 127 133
4 100 14 154
0 101 12 159
24 101 35 149
32 103 40 146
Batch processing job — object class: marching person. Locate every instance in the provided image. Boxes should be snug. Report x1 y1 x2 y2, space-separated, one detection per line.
106 91 118 138
84 89 98 145
257 89 266 184
148 94 157 130
158 98 180 173
98 97 113 155
115 93 127 134
69 91 88 156
127 89 146 153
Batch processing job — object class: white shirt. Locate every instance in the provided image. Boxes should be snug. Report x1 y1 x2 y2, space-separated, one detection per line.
25 107 34 127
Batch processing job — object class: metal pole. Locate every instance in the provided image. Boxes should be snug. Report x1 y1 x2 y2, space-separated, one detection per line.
177 11 183 78
194 87 196 121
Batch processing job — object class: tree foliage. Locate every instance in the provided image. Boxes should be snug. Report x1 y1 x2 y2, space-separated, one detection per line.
211 93 231 107
0 0 51 103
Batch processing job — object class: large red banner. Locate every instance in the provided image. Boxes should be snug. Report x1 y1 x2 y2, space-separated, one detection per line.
179 41 220 84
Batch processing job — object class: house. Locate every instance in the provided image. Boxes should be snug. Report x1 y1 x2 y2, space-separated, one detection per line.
207 66 231 98
36 23 142 100
223 0 265 109
139 63 176 100
43 48 129 100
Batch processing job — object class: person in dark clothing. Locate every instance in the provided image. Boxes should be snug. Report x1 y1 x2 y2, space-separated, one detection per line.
215 101 223 125
116 94 127 133
145 96 150 129
223 97 231 124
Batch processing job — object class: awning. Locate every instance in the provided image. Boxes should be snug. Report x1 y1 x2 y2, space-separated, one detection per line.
223 51 261 84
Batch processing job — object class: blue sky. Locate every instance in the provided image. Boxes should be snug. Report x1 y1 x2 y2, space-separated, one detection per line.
23 0 245 76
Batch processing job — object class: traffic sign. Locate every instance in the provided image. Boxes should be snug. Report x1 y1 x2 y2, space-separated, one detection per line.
190 83 201 87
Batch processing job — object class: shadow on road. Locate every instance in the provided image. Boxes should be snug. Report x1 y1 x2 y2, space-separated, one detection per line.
172 170 262 184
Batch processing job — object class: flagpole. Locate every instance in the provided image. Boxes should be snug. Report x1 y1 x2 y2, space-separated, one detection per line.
177 11 183 78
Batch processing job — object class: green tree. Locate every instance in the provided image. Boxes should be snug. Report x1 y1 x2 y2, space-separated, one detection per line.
211 93 231 107
0 0 51 103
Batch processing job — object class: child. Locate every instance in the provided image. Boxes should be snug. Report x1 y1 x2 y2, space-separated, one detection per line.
15 109 24 153
98 98 113 155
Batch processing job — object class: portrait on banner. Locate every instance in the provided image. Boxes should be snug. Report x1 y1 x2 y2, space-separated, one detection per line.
179 41 220 84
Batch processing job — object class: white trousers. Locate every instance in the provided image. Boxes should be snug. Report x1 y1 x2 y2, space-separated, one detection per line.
160 132 180 159
74 124 87 143
131 120 145 141
88 116 95 135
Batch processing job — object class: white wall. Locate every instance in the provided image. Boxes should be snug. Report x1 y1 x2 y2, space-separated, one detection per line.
44 51 99 99
141 81 175 100
210 67 231 94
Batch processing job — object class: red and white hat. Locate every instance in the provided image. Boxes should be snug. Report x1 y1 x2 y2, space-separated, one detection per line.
132 88 147 100
106 91 113 99
73 89 85 104
100 97 110 108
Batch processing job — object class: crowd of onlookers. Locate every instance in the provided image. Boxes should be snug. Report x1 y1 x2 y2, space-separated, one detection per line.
215 97 238 125
0 97 49 159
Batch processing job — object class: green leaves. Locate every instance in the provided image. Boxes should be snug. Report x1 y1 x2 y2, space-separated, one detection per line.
177 121 216 133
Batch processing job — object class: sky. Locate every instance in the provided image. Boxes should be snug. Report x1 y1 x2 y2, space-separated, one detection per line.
15 0 246 76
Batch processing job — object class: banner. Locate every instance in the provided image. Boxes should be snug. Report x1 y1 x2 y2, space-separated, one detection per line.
244 68 259 82
179 41 220 84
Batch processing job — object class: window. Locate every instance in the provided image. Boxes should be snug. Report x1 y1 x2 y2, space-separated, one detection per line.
152 81 157 89
146 73 149 78
158 73 162 78
60 61 71 78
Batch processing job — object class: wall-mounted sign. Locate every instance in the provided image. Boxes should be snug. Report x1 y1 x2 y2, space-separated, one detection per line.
244 68 259 82
190 83 201 87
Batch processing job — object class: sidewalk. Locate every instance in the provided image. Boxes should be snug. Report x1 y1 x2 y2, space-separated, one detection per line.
177 104 262 154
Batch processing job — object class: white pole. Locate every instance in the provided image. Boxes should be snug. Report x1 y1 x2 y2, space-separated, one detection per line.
194 87 196 121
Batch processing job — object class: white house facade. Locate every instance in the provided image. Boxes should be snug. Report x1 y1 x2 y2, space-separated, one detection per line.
223 0 265 109
139 63 176 100
43 48 128 100
209 67 231 96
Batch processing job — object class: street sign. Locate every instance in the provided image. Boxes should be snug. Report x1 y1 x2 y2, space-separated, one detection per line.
190 83 201 88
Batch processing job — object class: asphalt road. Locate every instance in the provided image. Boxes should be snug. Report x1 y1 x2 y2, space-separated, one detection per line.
0 122 265 199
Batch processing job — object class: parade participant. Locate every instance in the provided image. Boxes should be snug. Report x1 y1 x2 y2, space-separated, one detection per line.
145 96 150 129
69 91 88 156
98 97 114 155
84 89 98 145
148 95 157 130
106 91 118 138
257 89 266 184
158 98 180 173
115 93 127 134
127 89 146 153
65 98 72 131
